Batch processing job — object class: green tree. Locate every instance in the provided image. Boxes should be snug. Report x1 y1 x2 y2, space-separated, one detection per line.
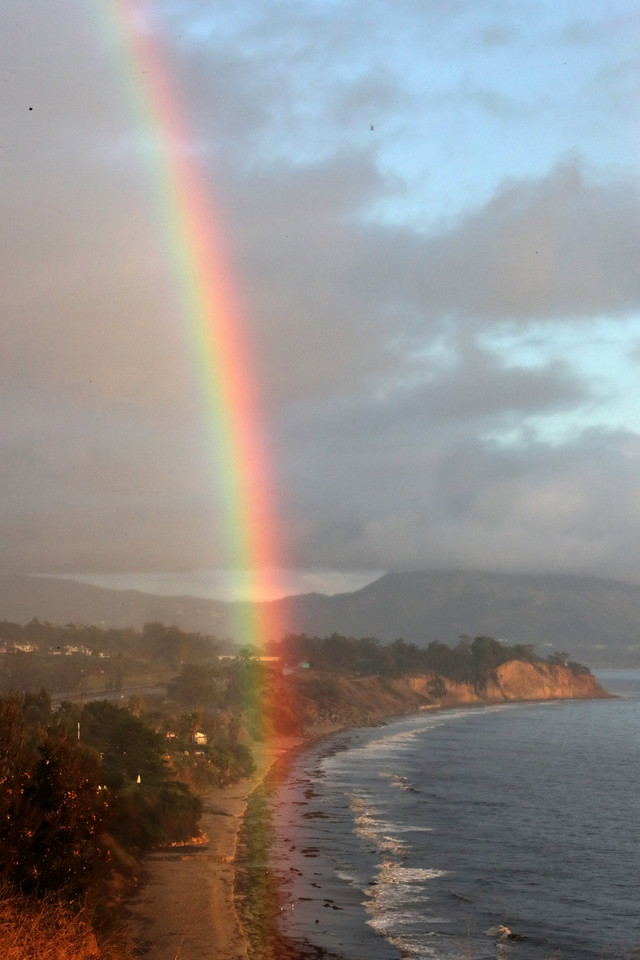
168 663 222 709
510 643 538 663
548 651 570 666
22 688 52 729
470 636 507 676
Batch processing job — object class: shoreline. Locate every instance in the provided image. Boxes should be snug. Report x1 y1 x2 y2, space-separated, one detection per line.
124 687 611 959
123 735 307 960
234 732 349 960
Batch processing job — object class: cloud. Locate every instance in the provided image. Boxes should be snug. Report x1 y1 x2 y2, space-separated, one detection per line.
377 162 640 324
215 159 640 418
273 333 616 574
284 425 640 581
1 0 639 591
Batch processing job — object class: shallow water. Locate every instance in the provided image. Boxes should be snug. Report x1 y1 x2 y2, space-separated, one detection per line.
271 671 640 959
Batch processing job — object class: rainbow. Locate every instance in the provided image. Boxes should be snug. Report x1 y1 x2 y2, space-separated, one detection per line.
97 1 285 648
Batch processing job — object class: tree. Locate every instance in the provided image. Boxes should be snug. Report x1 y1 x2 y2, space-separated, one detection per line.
168 663 221 709
127 693 145 718
548 651 570 666
423 640 455 676
471 636 506 671
18 736 109 899
80 700 169 788
0 697 109 901
510 643 538 663
428 675 447 699
50 700 81 740
179 710 203 743
22 688 52 729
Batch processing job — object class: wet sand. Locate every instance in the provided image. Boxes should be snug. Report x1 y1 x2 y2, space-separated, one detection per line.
233 742 345 960
249 739 393 960
125 736 307 960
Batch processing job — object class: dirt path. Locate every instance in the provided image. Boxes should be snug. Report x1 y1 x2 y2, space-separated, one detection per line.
124 738 303 960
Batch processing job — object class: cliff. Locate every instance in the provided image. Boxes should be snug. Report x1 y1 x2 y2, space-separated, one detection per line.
427 659 610 707
483 659 607 702
287 660 610 732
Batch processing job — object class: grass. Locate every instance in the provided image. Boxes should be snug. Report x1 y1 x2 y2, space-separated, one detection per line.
0 888 134 960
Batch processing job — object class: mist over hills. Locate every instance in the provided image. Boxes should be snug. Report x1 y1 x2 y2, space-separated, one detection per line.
0 574 231 637
1 570 640 667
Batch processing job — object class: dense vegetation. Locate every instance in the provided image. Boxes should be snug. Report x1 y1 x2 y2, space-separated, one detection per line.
267 632 590 689
0 657 258 956
0 693 202 901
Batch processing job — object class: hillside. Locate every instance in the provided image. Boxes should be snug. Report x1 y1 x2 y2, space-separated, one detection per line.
2 570 640 666
268 571 640 666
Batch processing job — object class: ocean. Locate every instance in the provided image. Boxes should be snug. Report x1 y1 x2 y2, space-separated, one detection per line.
271 670 640 960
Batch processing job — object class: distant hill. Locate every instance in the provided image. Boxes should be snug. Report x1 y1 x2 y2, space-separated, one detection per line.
266 571 640 667
0 574 232 637
2 570 640 666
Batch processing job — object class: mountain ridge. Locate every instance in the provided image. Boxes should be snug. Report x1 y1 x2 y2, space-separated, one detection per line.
1 570 640 666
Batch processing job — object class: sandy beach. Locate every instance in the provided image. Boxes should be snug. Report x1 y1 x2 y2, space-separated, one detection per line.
124 736 307 960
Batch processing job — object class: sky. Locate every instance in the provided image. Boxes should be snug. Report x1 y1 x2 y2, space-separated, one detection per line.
1 0 640 601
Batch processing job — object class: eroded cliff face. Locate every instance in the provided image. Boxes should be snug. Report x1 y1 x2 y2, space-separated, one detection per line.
408 660 609 707
484 660 607 701
294 661 610 732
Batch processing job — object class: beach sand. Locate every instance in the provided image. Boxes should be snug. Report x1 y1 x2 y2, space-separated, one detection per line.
124 736 307 960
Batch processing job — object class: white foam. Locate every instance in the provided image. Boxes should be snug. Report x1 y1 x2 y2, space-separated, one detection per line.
364 858 449 927
366 913 450 958
379 771 422 792
381 865 447 884
352 809 409 854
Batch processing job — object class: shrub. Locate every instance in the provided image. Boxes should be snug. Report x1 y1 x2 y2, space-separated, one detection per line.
108 781 201 852
7 736 109 900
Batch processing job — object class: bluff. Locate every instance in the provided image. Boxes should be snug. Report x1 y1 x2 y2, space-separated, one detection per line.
288 661 610 732
483 659 605 702
428 659 608 707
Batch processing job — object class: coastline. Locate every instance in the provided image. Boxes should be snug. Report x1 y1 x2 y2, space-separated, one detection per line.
123 735 306 960
234 746 325 959
124 674 611 959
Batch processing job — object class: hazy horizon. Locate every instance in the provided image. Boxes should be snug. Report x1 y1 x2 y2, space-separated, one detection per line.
21 564 640 606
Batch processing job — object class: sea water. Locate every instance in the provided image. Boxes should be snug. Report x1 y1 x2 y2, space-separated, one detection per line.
272 670 640 959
